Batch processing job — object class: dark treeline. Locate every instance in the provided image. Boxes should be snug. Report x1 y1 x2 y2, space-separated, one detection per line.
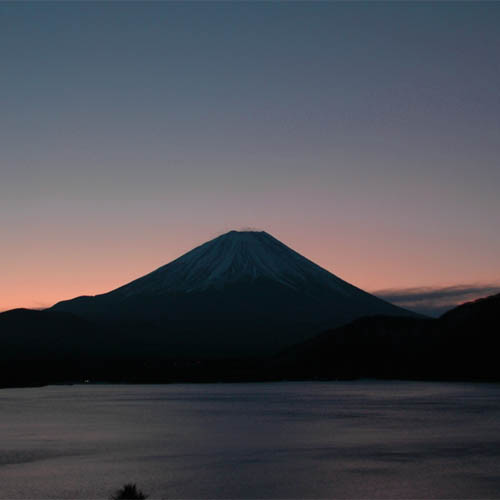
275 292 500 381
1 293 499 388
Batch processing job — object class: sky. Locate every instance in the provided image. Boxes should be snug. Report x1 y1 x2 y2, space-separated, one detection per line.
1 1 499 315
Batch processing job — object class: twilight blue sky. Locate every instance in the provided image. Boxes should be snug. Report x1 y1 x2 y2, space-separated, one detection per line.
1 1 499 313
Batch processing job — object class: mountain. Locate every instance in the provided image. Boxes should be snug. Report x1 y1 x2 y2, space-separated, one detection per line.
1 286 497 386
50 230 414 356
0 309 95 387
271 292 500 381
440 291 500 327
0 309 90 360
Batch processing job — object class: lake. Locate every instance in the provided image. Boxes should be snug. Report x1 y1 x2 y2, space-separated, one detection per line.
0 381 499 498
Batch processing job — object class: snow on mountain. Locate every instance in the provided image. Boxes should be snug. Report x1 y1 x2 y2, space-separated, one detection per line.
112 230 361 297
50 230 415 356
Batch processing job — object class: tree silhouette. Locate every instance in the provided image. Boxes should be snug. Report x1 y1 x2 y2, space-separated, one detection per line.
111 483 148 500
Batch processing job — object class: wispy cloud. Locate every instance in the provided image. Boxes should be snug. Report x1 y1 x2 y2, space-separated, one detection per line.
374 284 500 317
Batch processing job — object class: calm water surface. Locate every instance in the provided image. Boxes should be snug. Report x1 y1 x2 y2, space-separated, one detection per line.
0 381 499 499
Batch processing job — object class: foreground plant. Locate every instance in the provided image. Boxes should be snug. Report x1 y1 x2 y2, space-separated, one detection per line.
111 483 148 500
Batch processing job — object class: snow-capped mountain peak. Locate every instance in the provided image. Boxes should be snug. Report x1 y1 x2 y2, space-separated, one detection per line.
113 230 360 297
50 229 414 356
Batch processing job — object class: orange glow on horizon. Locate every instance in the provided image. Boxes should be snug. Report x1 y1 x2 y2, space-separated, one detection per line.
2 227 498 312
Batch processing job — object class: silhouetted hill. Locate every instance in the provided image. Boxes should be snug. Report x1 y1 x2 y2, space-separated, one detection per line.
271 293 500 381
1 292 498 387
0 308 268 385
0 309 91 360
0 309 93 387
269 316 436 380
440 292 500 327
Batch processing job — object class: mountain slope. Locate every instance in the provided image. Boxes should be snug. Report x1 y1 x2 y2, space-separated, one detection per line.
50 230 415 356
110 230 377 295
271 292 500 380
1 291 497 386
440 292 500 327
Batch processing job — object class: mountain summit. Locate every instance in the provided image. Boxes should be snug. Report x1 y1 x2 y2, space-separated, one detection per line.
112 230 375 296
51 230 414 356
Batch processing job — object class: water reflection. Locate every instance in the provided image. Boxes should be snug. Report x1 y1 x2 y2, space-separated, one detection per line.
0 381 499 498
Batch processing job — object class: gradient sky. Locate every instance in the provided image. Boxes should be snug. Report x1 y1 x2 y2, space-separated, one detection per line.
2 1 499 313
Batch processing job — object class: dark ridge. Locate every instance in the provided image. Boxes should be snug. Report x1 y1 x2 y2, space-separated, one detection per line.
0 291 499 387
270 292 500 381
